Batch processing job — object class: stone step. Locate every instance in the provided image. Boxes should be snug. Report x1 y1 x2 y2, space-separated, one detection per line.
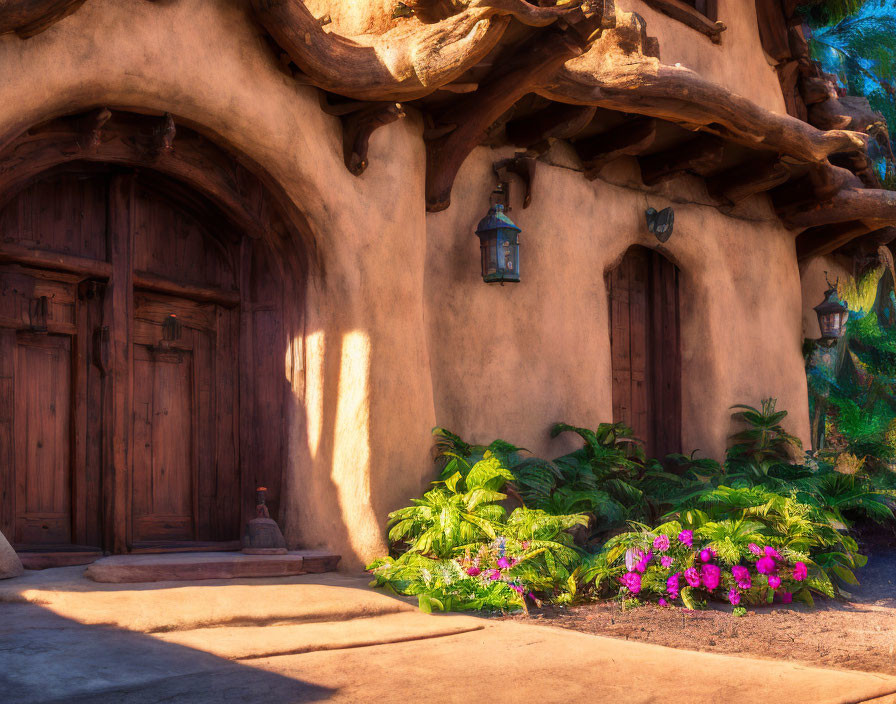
85 550 340 583
153 611 487 660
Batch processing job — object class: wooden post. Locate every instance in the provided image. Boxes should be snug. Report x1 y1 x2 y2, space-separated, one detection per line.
106 174 135 553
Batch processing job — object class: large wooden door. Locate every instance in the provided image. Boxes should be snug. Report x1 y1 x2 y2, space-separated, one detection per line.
0 165 272 556
607 246 682 458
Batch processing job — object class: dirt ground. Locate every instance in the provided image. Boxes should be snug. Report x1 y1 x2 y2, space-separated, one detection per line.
504 541 896 676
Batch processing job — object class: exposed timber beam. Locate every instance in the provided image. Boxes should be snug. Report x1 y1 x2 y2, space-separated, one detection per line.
0 0 88 38
796 220 872 260
641 0 726 43
250 0 590 101
785 188 896 230
573 117 657 179
638 133 724 186
342 102 406 176
709 158 792 204
505 103 597 149
425 28 587 211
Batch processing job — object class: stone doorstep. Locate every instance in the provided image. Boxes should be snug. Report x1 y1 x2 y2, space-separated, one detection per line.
85 550 341 583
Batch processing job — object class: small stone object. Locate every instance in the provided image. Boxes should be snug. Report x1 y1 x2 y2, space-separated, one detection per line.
0 528 24 579
242 487 287 554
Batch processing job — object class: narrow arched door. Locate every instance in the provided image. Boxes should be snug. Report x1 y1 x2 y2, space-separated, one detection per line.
607 246 682 458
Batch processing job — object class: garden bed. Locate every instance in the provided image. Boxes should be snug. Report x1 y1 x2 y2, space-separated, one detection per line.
503 545 896 676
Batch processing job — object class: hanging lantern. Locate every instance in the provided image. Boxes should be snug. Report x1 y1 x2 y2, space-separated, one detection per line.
814 285 849 340
475 204 521 284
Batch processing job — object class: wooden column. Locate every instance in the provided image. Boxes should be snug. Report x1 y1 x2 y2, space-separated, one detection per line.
105 174 135 553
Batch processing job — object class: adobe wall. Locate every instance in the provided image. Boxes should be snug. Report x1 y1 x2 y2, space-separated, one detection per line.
0 0 809 568
620 0 787 115
426 145 810 460
0 0 435 569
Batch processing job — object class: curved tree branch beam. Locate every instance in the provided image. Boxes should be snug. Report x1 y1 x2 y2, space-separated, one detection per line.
0 0 88 37
784 188 896 231
250 0 584 100
538 13 867 164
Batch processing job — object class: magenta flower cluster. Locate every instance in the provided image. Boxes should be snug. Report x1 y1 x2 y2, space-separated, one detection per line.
615 531 811 611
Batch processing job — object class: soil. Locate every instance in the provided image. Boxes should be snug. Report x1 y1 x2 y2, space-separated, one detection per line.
503 542 896 676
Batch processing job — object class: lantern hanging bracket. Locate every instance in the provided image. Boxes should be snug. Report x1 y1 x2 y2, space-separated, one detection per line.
493 155 536 209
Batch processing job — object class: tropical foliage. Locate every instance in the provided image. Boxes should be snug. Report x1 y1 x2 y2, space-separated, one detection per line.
368 399 895 613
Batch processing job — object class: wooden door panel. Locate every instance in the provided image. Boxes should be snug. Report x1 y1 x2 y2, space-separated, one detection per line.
132 344 195 542
608 247 682 458
14 333 72 545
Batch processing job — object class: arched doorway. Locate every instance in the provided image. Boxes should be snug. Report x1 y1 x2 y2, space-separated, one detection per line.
606 246 682 458
0 111 304 561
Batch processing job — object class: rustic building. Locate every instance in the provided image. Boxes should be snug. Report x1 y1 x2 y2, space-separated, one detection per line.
0 0 891 569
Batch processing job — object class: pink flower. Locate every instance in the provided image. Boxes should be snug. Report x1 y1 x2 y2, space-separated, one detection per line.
509 583 524 594
661 556 674 568
678 530 694 548
658 598 668 607
635 551 653 573
653 535 670 551
496 557 511 569
667 573 680 597
755 556 776 575
620 571 642 594
701 563 721 591
767 575 781 589
466 567 481 577
748 543 763 556
780 592 793 604
728 588 741 606
699 548 712 563
487 569 501 581
764 546 782 560
684 567 701 588
521 541 530 550
731 565 752 590
792 562 808 582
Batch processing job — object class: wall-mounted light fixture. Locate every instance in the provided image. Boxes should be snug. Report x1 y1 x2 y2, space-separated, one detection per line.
475 204 521 284
646 206 674 242
814 276 849 341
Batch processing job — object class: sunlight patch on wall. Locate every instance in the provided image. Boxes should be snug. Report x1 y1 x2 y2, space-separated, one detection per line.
304 331 325 460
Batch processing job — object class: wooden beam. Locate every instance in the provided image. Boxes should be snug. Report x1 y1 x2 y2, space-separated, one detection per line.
574 117 657 180
640 0 726 43
785 187 896 230
796 220 871 260
505 103 597 148
800 77 837 105
638 134 725 186
0 243 112 278
0 0 88 38
709 159 793 204
341 102 406 176
150 113 176 159
133 271 241 307
425 29 586 211
106 173 135 554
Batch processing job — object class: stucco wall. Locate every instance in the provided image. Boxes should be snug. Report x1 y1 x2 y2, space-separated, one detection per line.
0 0 436 569
0 0 808 569
619 0 787 115
426 146 810 459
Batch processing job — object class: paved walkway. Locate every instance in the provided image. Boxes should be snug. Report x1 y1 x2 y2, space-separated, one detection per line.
2 568 896 703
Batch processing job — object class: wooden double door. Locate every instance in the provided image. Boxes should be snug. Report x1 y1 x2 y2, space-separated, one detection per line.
0 166 284 555
607 246 682 458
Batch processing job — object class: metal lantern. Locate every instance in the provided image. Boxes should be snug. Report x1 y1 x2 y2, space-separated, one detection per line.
475 204 521 284
814 285 849 340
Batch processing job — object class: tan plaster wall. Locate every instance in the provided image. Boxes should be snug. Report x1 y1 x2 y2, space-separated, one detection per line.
0 0 809 568
0 0 436 569
619 0 787 115
426 145 810 459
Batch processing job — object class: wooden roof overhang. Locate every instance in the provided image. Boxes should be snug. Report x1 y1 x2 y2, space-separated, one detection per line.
4 0 894 259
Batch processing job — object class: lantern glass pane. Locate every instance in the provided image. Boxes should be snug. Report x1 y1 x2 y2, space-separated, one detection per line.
481 236 498 276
